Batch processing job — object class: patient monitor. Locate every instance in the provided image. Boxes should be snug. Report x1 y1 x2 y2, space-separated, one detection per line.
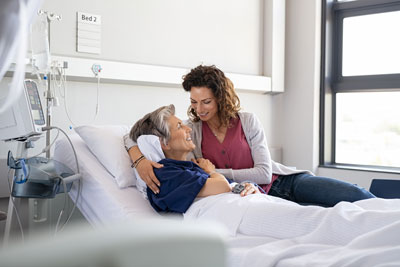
0 80 45 141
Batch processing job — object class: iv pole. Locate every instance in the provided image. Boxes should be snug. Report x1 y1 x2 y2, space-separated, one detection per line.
32 10 62 235
40 10 62 159
3 10 62 246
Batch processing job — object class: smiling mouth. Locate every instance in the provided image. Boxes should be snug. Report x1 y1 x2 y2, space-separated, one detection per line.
186 136 192 141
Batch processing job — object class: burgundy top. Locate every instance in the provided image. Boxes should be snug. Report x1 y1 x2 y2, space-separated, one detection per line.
201 117 278 194
202 118 254 170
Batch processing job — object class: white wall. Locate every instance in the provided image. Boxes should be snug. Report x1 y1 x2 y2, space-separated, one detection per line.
40 0 272 131
0 0 275 145
44 0 263 75
275 0 321 173
49 81 272 134
0 0 275 196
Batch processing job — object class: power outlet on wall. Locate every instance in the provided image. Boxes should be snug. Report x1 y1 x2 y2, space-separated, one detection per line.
91 64 102 76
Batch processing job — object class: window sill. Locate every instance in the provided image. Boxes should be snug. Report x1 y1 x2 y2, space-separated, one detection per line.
319 164 400 175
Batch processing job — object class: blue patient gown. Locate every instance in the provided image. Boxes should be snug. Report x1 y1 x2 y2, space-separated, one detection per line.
147 159 209 213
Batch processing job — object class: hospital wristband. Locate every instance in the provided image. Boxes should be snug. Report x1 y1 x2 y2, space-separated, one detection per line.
132 155 145 168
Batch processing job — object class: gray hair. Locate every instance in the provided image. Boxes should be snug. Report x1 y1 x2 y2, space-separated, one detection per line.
129 104 175 145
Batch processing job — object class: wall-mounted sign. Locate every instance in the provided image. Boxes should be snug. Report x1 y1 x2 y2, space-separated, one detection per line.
77 12 101 54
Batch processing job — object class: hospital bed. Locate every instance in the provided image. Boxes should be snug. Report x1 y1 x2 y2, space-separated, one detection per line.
53 126 400 267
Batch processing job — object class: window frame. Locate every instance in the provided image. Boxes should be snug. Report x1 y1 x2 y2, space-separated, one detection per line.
320 0 400 173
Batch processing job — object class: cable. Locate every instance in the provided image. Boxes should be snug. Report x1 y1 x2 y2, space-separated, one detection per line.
51 64 64 93
95 74 100 118
62 73 78 127
41 126 79 173
58 178 81 232
7 169 25 242
42 126 81 233
60 68 100 126
54 177 67 234
26 129 60 159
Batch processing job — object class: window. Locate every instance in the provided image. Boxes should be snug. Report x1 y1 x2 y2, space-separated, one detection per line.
342 10 400 76
336 91 400 167
321 0 400 171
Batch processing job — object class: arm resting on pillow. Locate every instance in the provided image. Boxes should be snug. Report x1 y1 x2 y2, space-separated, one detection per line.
124 134 162 193
127 145 162 193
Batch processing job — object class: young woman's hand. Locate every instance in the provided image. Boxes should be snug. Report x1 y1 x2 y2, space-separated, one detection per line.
240 183 260 197
136 159 163 194
191 158 215 174
128 146 163 194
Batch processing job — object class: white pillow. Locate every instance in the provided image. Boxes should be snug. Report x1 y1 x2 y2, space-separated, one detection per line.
74 125 135 188
137 135 165 162
135 135 166 198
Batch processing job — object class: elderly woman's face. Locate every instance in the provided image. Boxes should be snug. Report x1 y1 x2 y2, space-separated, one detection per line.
190 87 218 122
166 115 195 153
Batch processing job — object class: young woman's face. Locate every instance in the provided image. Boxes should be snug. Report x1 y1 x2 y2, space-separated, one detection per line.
166 115 195 153
190 86 219 122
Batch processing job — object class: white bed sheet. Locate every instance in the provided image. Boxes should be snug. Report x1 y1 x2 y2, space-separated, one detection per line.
53 134 276 267
186 191 400 267
54 134 400 267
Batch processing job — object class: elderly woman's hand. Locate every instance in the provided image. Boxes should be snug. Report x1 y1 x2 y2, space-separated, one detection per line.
240 183 260 197
191 158 216 174
136 159 163 194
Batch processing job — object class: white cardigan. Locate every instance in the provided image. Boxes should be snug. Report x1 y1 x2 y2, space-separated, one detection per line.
185 112 311 184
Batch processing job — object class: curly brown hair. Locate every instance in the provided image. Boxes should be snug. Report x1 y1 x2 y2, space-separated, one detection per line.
182 65 241 127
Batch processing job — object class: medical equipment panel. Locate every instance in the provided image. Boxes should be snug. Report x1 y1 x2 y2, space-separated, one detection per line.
0 80 45 141
8 153 75 199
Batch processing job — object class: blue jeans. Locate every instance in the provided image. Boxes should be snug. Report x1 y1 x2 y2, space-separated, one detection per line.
268 173 375 207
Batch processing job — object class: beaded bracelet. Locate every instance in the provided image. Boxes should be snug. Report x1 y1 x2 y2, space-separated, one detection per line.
131 155 145 168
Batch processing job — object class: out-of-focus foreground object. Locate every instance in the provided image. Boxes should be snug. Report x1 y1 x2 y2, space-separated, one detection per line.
0 0 42 114
0 219 228 267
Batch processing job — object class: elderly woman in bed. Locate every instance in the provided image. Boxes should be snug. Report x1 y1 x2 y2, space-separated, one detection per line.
130 104 259 213
129 104 400 245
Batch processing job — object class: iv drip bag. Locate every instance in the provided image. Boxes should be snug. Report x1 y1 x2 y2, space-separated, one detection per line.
31 14 51 74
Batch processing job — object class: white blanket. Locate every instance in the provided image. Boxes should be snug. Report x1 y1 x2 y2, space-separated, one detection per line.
185 194 400 267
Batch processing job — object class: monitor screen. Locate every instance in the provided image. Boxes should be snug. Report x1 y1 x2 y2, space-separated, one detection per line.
0 80 44 141
25 80 45 126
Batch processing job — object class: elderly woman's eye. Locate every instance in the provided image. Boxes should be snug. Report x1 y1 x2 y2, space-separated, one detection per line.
177 122 182 129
